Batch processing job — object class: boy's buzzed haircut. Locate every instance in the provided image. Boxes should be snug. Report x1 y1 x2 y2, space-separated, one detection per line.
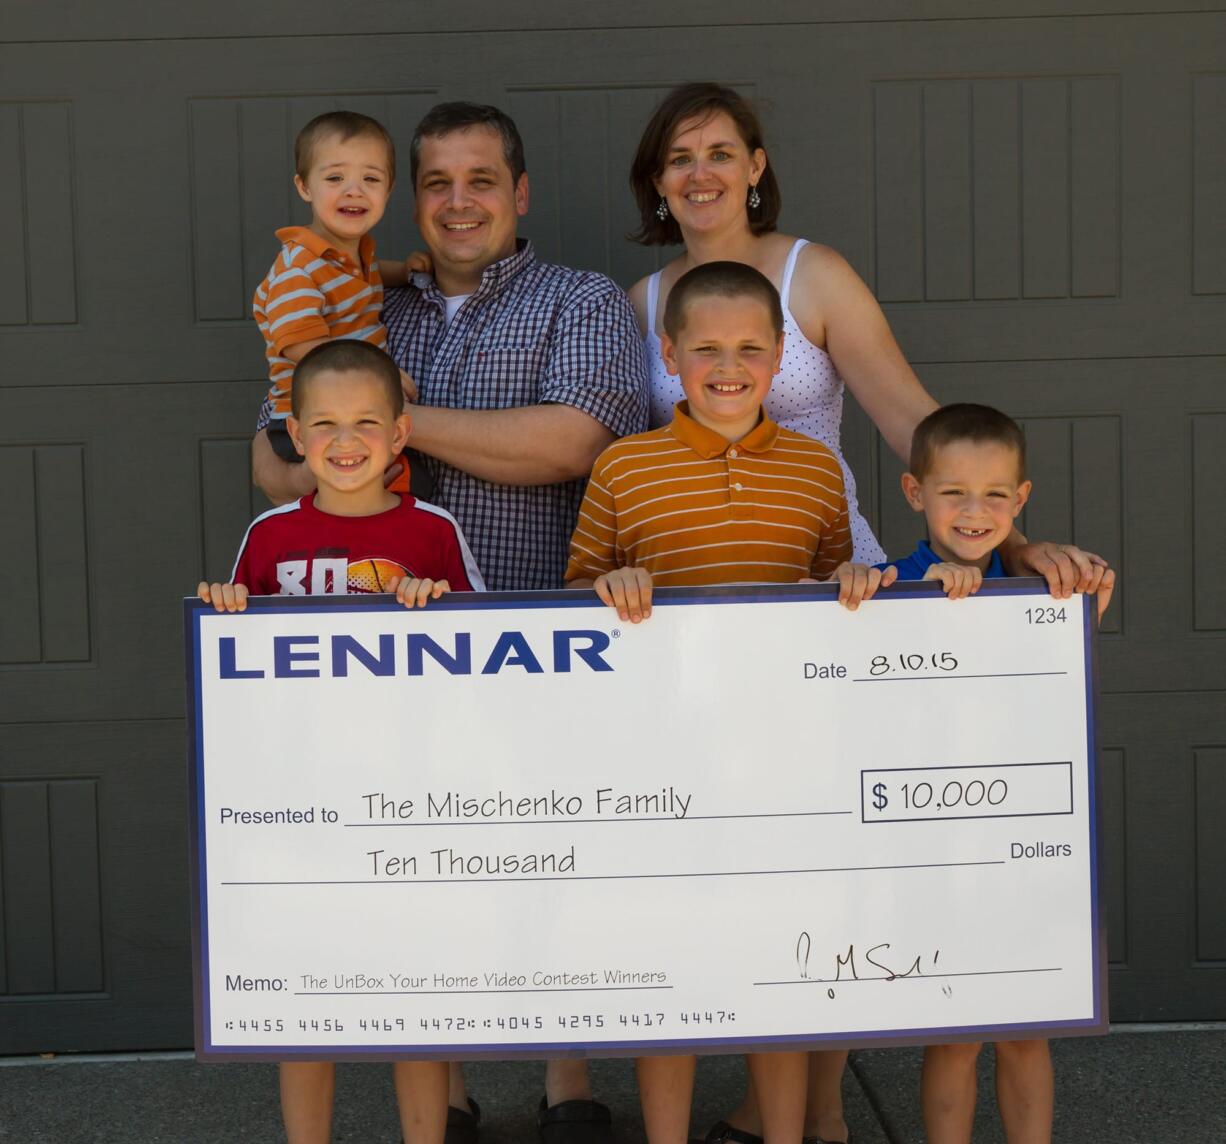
909 403 1027 480
294 111 396 183
662 260 784 340
291 341 404 419
409 102 527 185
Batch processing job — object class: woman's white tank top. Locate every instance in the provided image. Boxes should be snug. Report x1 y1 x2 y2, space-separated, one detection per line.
644 238 885 563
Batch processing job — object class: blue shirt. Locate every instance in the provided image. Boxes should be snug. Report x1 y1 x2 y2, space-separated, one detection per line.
878 539 1006 581
382 241 649 592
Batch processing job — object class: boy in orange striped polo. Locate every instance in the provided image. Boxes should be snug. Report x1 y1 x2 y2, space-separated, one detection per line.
565 261 892 1144
253 111 421 494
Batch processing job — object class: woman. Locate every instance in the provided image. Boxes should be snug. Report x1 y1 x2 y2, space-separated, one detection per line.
626 82 1111 1144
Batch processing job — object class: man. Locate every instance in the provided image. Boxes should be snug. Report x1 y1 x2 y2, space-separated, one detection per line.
252 101 647 1142
255 101 647 594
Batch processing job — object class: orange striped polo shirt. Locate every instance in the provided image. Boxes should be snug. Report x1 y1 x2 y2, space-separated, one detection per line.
252 227 386 423
565 402 852 586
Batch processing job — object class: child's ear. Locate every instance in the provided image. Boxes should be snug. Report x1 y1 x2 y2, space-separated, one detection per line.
900 472 925 512
772 332 785 374
285 416 307 457
293 175 311 204
660 333 681 377
1012 480 1033 517
392 412 412 452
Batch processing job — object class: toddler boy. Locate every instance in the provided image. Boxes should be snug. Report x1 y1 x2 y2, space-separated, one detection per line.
253 110 420 495
564 260 888 1144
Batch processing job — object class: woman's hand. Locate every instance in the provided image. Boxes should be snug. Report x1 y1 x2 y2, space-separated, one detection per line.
1003 541 1116 619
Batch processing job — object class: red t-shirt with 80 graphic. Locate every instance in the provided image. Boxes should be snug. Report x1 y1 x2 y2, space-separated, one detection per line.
232 494 484 597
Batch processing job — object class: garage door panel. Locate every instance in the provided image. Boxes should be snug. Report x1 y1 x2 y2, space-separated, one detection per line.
1101 694 1226 1020
1191 413 1226 632
0 721 191 1053
0 100 78 329
0 382 260 725
1192 73 1226 296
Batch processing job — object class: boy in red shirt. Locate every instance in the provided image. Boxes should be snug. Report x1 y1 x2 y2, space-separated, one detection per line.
198 339 483 1143
201 339 482 615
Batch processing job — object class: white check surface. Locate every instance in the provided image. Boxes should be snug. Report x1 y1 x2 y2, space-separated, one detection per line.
188 584 1101 1058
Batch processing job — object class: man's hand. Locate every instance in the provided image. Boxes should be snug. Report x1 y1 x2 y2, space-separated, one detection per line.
399 369 419 404
923 562 984 600
252 430 316 505
828 562 897 610
383 455 408 489
593 567 653 623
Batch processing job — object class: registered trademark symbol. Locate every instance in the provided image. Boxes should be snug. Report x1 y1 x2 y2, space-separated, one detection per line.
611 629 621 639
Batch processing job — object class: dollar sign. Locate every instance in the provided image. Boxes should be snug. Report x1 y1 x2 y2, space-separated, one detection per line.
872 782 889 811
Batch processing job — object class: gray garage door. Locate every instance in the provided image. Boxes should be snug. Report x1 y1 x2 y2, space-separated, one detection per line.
1 2 1223 1052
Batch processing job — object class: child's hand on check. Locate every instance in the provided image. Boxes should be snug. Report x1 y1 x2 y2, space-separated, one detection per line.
923 561 983 600
594 567 653 624
388 576 450 609
829 562 896 611
198 581 249 613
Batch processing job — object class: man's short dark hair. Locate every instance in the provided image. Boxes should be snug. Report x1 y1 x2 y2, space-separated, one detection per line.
909 404 1027 481
291 341 404 419
294 111 396 183
662 261 784 340
409 102 526 185
630 82 781 246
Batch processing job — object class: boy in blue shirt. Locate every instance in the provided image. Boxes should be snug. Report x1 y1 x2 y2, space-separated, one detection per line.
883 402 1113 617
881 402 1030 599
880 402 1113 1142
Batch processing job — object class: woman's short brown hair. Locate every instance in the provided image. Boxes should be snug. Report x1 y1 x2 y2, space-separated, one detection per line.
629 83 781 246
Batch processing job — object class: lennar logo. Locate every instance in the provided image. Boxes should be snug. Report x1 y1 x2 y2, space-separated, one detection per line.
217 630 614 679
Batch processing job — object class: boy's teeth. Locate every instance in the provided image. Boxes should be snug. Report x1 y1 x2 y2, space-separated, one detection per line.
712 383 744 392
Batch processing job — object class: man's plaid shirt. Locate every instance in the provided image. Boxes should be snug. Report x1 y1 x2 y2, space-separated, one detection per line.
381 241 648 591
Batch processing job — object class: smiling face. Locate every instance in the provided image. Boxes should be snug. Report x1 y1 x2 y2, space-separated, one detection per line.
902 440 1032 569
654 110 766 237
294 132 393 257
661 293 783 443
287 368 411 516
413 125 528 293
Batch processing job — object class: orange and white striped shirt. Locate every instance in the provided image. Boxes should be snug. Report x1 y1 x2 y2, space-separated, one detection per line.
252 227 386 423
565 403 852 586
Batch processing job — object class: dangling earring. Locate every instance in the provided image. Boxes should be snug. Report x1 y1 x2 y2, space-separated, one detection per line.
656 197 670 220
748 185 761 210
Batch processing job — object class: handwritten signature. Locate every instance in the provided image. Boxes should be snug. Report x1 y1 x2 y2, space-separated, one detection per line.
795 932 952 998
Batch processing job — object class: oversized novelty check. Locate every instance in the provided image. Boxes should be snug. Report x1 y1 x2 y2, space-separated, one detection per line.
185 580 1105 1061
